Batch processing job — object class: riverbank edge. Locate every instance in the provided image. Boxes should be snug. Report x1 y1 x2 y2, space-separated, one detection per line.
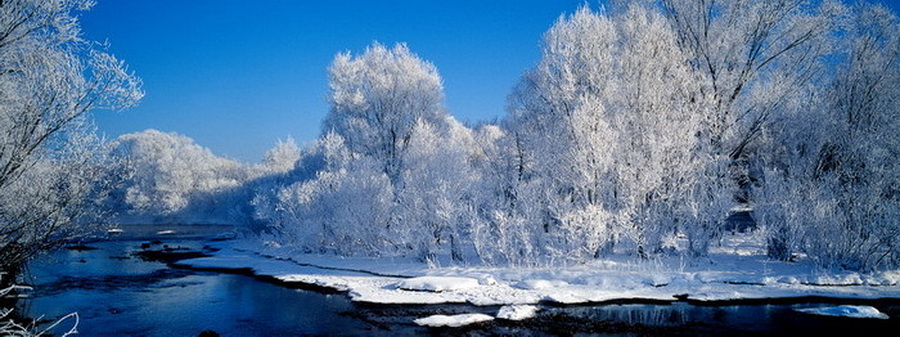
168 245 900 310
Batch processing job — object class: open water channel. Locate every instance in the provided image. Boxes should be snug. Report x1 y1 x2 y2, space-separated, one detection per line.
17 224 900 336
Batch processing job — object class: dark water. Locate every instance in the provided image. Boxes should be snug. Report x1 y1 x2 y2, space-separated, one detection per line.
20 226 371 336
18 225 900 336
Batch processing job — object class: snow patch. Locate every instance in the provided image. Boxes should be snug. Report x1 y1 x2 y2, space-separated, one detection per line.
496 305 539 321
795 305 889 319
514 279 569 290
813 273 864 286
413 313 494 327
396 276 480 292
177 241 900 307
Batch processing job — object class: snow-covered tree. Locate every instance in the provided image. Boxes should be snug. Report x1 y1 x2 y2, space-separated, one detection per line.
396 118 480 262
107 130 246 223
755 3 900 271
660 0 843 159
657 0 845 256
257 43 483 262
0 0 142 273
504 7 620 263
260 137 301 174
254 132 396 255
603 4 705 257
248 1 898 270
501 5 707 261
322 42 446 186
499 0 847 261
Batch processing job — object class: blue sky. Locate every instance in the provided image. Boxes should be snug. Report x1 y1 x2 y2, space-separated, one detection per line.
81 0 585 162
81 0 900 163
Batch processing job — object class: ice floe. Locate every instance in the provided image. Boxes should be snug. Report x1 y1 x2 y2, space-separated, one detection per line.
396 276 481 292
496 305 539 321
795 305 889 319
414 313 494 327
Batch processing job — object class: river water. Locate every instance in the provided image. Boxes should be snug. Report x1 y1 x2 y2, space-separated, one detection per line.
18 225 900 336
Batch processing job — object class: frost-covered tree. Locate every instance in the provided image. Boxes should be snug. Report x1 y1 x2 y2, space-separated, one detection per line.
467 123 539 265
660 0 843 160
502 5 707 262
504 8 620 263
658 0 845 256
254 132 396 255
396 118 480 262
0 0 142 273
250 1 897 269
260 137 301 174
500 0 847 261
322 43 446 186
258 43 480 261
604 5 706 257
107 130 246 223
755 3 900 271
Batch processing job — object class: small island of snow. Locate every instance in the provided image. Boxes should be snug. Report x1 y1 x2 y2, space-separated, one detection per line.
497 305 539 321
396 276 480 292
414 313 494 327
795 305 889 319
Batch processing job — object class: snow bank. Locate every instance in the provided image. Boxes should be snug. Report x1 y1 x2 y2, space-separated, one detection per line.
795 305 889 319
396 276 480 292
497 305 539 321
414 313 494 327
514 279 568 290
176 238 900 308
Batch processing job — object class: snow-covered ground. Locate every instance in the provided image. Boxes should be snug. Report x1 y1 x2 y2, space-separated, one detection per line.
413 313 494 327
178 232 899 326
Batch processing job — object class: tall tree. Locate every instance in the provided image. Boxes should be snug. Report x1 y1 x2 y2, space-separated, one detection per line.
505 7 620 263
657 0 843 256
504 5 707 261
322 43 447 186
259 43 481 261
0 0 142 273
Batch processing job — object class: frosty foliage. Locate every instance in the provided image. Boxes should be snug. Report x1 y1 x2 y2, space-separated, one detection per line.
0 0 142 272
322 43 446 186
755 3 900 271
28 0 888 272
499 5 714 262
105 129 249 224
261 137 301 174
242 1 900 271
255 43 480 261
1 274 79 336
254 132 396 255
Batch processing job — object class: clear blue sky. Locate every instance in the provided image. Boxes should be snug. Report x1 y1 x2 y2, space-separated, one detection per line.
81 0 585 163
81 0 900 163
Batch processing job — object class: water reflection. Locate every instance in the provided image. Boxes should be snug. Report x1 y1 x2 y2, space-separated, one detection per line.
535 301 900 335
22 235 370 336
18 226 900 336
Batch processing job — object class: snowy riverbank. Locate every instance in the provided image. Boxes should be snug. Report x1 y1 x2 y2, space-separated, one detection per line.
177 233 900 312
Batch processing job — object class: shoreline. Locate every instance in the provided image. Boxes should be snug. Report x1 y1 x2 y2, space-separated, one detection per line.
169 242 900 309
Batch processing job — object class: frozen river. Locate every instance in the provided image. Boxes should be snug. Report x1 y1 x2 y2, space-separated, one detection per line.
19 225 900 336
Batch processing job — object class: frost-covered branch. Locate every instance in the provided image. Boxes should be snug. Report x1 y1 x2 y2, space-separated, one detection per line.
0 0 142 273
